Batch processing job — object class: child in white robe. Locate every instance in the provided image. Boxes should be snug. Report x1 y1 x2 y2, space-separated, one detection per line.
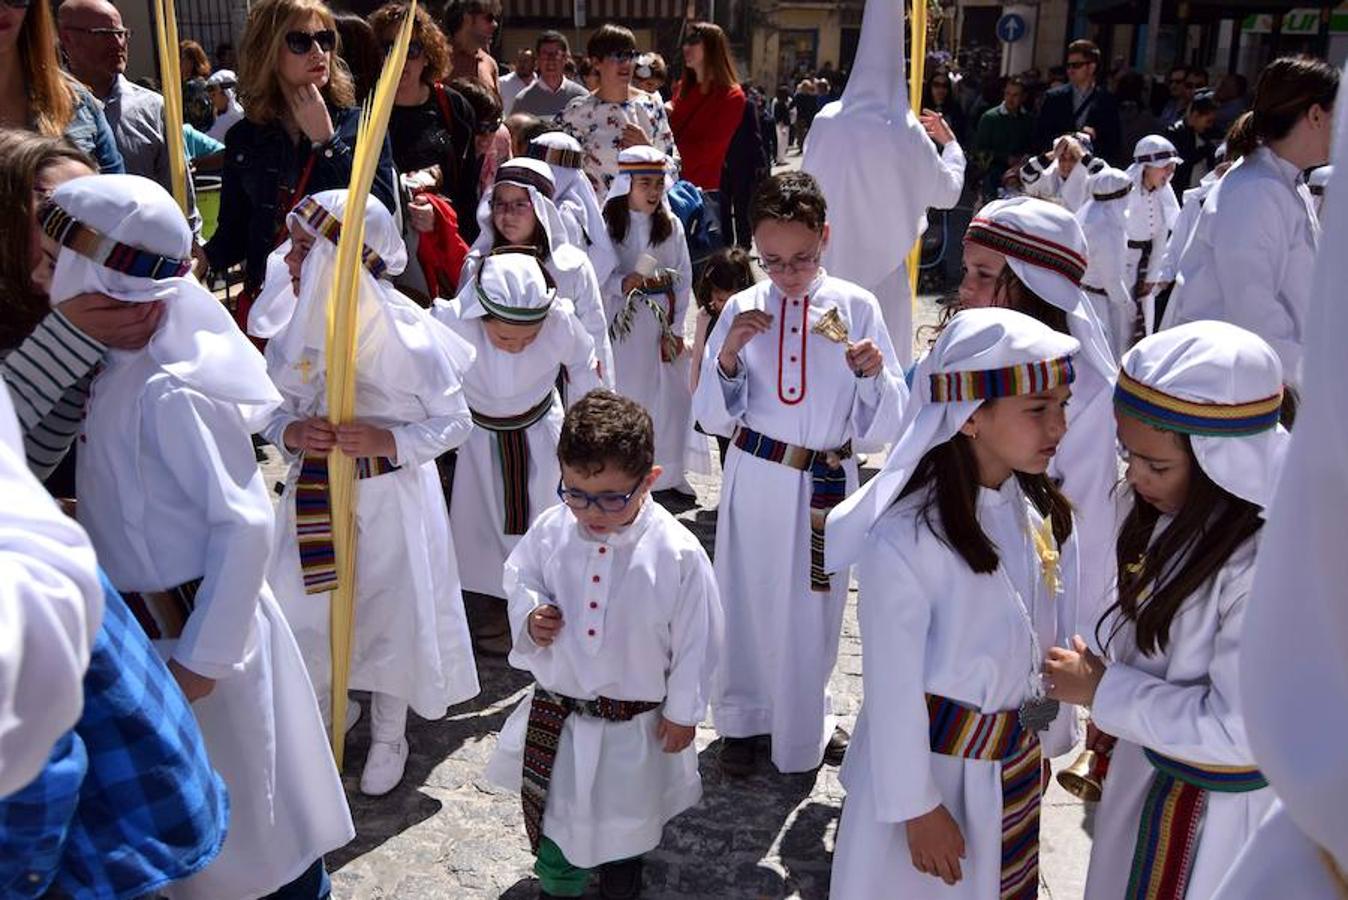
250 190 481 797
485 389 722 900
692 171 906 776
1075 166 1134 359
1020 132 1107 212
39 175 353 899
824 307 1082 899
1045 321 1285 900
1123 135 1181 336
602 146 695 495
433 253 601 607
461 157 614 388
527 131 619 287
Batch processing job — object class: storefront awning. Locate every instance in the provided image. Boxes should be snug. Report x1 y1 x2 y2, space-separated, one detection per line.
1083 0 1318 24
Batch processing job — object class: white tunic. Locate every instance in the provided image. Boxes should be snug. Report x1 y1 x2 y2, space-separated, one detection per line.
1152 178 1215 286
1123 180 1179 293
831 480 1078 899
259 315 481 721
485 500 722 868
1022 152 1105 212
434 299 600 598
1164 147 1320 385
1086 531 1274 900
1077 198 1133 360
76 351 352 900
462 248 615 389
1212 801 1345 899
692 273 906 772
604 210 695 492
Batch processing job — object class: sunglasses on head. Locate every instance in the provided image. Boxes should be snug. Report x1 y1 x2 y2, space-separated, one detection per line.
284 29 336 55
605 50 638 63
381 38 424 59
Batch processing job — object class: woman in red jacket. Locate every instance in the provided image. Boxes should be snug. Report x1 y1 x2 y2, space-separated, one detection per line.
669 22 745 193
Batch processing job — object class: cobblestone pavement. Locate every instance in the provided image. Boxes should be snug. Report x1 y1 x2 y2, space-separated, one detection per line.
308 286 1094 898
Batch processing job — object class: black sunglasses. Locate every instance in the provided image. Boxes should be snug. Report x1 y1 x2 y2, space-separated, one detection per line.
284 29 336 55
605 50 638 63
381 39 424 59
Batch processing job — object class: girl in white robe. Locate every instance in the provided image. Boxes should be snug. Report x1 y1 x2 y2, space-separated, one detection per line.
433 253 600 601
1020 133 1107 212
527 131 619 288
602 146 696 495
1123 135 1181 336
250 190 481 797
1076 167 1134 360
41 175 353 899
1044 321 1287 900
460 157 614 389
824 308 1082 899
693 171 907 775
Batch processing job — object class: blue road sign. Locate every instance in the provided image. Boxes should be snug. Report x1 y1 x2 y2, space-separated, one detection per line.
996 13 1027 43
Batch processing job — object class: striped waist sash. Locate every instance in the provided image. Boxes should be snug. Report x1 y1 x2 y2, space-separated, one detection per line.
522 688 662 853
1082 284 1108 297
295 452 400 595
471 394 555 536
927 694 1042 900
122 578 204 640
732 427 852 592
1126 750 1268 900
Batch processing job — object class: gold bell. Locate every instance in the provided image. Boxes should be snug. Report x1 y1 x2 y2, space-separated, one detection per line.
1056 749 1104 802
810 306 852 347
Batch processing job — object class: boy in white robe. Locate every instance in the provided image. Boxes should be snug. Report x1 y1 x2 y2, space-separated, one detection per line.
1123 135 1181 336
433 254 601 617
692 170 906 776
1045 321 1285 900
38 174 354 899
485 389 721 899
250 190 481 797
1076 166 1134 359
824 308 1081 899
601 146 696 496
1020 132 1107 212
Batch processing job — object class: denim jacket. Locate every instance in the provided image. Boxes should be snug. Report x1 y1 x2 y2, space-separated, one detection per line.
64 87 124 174
204 105 397 291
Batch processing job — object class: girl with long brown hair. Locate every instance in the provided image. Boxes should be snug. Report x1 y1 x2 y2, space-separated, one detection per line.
669 21 745 192
203 0 396 301
0 0 121 171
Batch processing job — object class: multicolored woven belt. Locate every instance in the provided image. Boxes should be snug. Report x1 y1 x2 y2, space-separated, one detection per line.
732 426 851 592
927 693 1042 900
1126 750 1268 900
295 452 400 595
522 688 662 853
470 394 556 535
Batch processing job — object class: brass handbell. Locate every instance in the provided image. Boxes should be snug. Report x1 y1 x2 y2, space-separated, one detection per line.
810 306 853 347
1056 749 1105 802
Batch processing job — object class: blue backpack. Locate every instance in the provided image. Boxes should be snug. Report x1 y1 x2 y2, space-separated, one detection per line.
668 178 724 263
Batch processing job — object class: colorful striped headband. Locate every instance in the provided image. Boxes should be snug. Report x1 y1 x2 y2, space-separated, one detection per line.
964 218 1087 285
474 264 552 324
1114 369 1283 437
618 160 668 178
292 197 388 279
38 203 191 280
1134 150 1179 164
1093 184 1133 202
930 355 1076 402
527 143 584 170
495 165 555 199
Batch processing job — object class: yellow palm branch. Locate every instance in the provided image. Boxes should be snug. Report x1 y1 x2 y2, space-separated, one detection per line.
906 0 929 307
152 0 189 213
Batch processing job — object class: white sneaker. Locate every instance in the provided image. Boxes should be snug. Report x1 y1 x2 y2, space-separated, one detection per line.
344 699 362 735
359 738 408 796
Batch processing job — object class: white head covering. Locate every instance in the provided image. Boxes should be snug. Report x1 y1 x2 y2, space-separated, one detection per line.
42 174 280 423
826 307 1081 570
1077 166 1132 230
249 189 474 397
836 0 906 117
454 251 556 322
1309 163 1332 219
606 145 673 203
1116 321 1288 508
470 158 576 261
1126 134 1182 180
527 131 617 284
964 196 1117 382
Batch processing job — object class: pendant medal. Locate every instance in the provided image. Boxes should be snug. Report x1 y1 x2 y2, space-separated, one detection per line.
1019 696 1059 733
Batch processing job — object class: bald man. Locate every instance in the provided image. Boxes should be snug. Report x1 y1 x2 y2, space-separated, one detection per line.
58 0 200 235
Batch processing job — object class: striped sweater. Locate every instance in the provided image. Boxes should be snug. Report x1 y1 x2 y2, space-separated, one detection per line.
1 312 104 480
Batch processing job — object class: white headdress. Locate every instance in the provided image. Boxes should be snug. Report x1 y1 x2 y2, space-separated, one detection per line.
606 145 673 203
527 131 618 284
454 251 556 323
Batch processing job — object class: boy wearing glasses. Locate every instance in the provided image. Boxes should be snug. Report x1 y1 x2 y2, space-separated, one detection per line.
486 389 722 900
693 171 906 778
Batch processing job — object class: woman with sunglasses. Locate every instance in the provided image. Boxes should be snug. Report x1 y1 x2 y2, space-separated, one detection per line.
556 24 677 202
920 69 967 146
204 0 396 311
0 0 122 173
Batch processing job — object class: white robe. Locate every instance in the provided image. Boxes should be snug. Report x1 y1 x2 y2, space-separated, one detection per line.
485 500 722 867
1077 197 1133 360
692 273 906 772
1123 180 1180 300
603 210 695 492
259 316 480 721
1153 177 1215 287
76 351 352 900
1164 147 1320 385
1022 152 1105 212
830 480 1078 899
1086 530 1274 900
462 248 615 389
433 299 600 598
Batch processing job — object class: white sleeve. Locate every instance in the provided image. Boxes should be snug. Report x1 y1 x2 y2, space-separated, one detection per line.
661 549 723 727
849 293 908 447
390 380 475 468
929 140 966 210
569 263 616 389
149 386 274 680
691 303 746 437
668 218 694 331
561 312 602 403
502 523 551 661
0 401 102 796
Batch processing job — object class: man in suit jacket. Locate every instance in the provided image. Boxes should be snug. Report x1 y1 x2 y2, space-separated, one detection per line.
1032 39 1122 163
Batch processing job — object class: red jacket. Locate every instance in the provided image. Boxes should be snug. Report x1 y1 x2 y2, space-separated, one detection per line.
670 82 746 190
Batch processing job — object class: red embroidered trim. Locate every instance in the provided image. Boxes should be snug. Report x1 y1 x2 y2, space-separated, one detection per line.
777 292 808 405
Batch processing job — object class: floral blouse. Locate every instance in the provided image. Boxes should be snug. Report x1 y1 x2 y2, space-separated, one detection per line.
555 89 678 201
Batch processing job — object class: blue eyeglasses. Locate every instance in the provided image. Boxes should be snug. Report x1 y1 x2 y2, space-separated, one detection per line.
556 476 645 512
